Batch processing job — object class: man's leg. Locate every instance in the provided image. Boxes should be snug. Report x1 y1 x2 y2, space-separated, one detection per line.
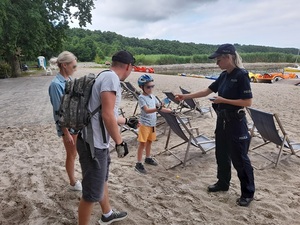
98 151 128 224
99 182 111 214
78 198 94 225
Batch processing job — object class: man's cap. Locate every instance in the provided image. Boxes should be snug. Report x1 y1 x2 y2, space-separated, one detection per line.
208 44 236 59
112 50 135 65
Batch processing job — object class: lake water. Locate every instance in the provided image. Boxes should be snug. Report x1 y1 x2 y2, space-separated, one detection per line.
153 64 289 76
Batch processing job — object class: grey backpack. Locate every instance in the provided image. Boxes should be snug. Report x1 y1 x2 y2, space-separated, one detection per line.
58 73 100 130
58 71 110 165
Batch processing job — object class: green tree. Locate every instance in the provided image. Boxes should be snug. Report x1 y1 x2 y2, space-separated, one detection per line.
0 0 94 77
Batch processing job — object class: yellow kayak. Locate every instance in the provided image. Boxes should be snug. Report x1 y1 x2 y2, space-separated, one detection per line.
284 65 300 73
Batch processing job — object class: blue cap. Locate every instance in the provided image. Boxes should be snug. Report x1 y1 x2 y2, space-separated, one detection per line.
208 44 236 59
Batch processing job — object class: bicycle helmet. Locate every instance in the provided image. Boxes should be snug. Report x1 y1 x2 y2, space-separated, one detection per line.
138 74 154 87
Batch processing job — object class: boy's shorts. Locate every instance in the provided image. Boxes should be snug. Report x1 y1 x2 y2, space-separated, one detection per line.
77 134 111 202
138 124 156 142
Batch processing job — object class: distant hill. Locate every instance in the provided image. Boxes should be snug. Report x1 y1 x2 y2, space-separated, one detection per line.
63 28 299 63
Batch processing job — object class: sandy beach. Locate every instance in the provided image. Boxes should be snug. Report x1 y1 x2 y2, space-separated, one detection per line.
1 63 300 225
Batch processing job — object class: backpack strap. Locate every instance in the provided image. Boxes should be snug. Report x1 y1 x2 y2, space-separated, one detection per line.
82 124 100 168
82 105 106 168
90 105 107 144
83 69 113 163
90 69 113 144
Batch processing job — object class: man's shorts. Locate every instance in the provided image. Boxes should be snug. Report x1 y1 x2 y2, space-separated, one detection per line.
77 135 111 202
138 124 156 143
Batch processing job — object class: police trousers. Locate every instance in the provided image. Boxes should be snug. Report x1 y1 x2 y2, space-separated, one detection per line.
215 111 255 198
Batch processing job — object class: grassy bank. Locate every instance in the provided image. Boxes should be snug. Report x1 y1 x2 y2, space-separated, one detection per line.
133 52 298 65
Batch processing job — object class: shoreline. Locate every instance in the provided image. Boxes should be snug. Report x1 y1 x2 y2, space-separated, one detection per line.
75 62 295 75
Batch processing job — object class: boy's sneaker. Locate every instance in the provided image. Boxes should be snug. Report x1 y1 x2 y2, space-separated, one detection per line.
98 210 128 225
145 157 158 166
135 162 147 174
69 180 82 191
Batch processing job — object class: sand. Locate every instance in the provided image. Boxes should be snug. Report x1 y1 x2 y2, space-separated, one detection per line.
1 63 300 225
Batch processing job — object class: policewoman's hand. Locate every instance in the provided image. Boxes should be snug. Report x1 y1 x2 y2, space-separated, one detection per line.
175 94 185 101
212 96 225 104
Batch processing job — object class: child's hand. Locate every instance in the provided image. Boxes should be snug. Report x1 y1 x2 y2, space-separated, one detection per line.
164 108 175 114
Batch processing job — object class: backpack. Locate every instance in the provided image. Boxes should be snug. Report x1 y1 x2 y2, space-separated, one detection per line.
58 71 109 164
58 73 101 130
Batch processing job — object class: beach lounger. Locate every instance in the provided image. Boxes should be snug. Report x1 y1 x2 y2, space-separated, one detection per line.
118 108 138 136
121 82 139 116
247 107 300 168
124 81 141 96
179 86 213 117
162 91 190 113
109 108 138 152
120 82 130 96
157 110 215 169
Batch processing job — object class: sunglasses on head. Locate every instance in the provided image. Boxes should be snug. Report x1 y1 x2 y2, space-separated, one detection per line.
145 85 155 89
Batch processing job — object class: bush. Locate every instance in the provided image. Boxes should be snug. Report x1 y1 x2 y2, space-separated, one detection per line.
0 62 12 79
94 55 102 64
240 52 297 63
191 54 210 63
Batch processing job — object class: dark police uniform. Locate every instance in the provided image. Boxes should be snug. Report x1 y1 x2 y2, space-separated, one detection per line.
209 67 255 199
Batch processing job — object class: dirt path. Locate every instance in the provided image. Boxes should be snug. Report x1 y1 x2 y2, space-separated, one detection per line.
0 76 54 127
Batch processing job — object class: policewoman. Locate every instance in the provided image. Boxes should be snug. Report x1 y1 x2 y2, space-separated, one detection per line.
175 44 255 207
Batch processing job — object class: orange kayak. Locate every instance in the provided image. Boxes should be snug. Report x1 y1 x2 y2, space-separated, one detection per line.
256 72 297 83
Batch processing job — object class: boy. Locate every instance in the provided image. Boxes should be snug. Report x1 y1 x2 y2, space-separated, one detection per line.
135 74 171 174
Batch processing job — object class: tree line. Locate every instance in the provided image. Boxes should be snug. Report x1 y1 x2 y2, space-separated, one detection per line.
0 0 299 77
62 28 299 64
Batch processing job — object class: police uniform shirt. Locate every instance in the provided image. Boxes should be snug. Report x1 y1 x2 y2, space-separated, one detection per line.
209 68 252 111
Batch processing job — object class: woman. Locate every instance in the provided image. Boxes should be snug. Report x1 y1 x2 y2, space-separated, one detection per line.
49 51 82 191
176 44 255 207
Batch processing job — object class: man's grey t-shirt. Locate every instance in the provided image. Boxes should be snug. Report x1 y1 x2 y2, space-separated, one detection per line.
87 70 121 149
138 94 159 127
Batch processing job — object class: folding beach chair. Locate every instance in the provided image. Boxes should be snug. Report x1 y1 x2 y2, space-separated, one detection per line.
157 111 215 169
120 82 130 96
162 91 190 113
179 86 213 117
120 82 139 116
124 82 141 97
247 107 300 168
118 108 138 136
109 109 138 152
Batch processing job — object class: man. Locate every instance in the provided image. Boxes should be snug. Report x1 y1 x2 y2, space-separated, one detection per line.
77 50 135 224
